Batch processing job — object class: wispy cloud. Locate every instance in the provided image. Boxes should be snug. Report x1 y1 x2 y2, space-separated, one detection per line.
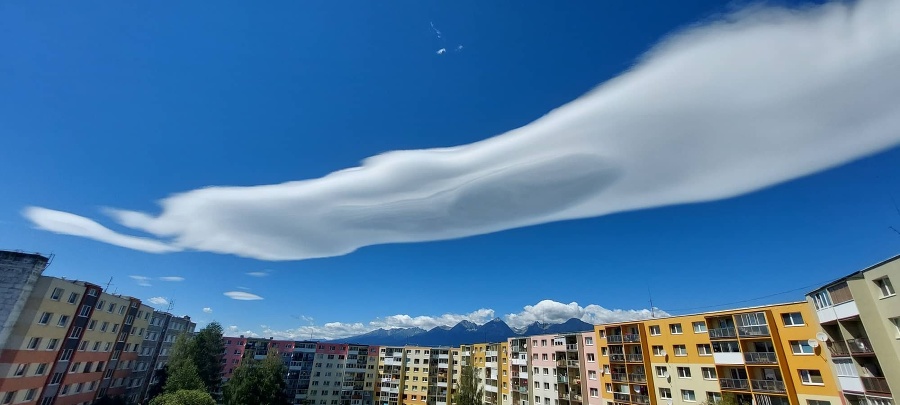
429 22 442 39
435 48 446 55
245 270 270 277
21 0 900 261
159 276 184 282
235 299 665 340
224 291 264 301
130 275 152 287
203 307 213 314
148 297 169 306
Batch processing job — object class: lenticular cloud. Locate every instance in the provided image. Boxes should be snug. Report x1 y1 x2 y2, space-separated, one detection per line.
24 0 900 261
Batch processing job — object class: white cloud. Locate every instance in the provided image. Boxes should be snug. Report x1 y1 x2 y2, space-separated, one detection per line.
245 271 270 277
235 300 660 340
159 276 184 282
224 291 264 301
203 307 213 314
21 0 900 261
436 48 446 55
148 297 169 306
130 275 152 287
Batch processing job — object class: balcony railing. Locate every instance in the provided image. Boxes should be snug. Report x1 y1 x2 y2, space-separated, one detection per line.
558 376 569 384
632 394 650 404
625 354 643 363
719 378 750 391
846 338 875 355
612 393 630 402
709 328 737 339
611 373 627 382
566 344 579 351
609 354 625 363
623 334 641 343
629 374 647 383
827 341 851 357
607 335 624 343
861 377 891 394
750 379 786 393
567 360 580 368
737 325 770 337
743 352 778 364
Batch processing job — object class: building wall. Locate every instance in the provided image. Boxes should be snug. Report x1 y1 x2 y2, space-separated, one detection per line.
529 334 560 405
848 261 900 396
0 252 50 350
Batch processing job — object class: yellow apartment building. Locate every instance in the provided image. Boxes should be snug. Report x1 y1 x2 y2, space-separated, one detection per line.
595 302 842 405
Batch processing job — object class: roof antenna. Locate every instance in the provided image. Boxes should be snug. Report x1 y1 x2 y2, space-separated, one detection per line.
104 277 114 291
647 286 656 318
167 300 175 313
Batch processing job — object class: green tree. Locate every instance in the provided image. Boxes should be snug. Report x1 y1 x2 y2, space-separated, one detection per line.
91 395 126 405
146 365 169 402
148 389 216 405
191 321 225 396
223 352 289 405
165 333 205 393
453 364 483 405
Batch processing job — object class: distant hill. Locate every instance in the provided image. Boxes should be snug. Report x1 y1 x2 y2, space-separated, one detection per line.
328 318 593 346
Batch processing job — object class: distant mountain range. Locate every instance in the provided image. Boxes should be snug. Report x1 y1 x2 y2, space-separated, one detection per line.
327 318 593 346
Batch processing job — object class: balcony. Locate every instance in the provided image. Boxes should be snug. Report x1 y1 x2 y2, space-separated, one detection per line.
629 374 647 383
861 377 891 395
611 373 627 382
625 354 643 363
560 393 583 402
846 338 875 355
609 354 626 363
709 328 737 339
743 352 778 364
632 394 650 404
737 325 770 338
607 335 623 343
613 393 630 402
623 334 641 343
827 341 851 357
511 358 527 366
557 376 569 384
566 344 579 352
751 379 786 393
567 360 580 368
719 378 750 391
517 387 528 394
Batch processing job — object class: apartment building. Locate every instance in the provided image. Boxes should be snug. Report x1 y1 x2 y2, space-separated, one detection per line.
400 346 430 405
0 251 51 350
506 337 529 405
529 335 560 405
595 302 842 405
123 303 154 403
136 310 196 402
378 346 404 405
807 255 899 405
307 343 378 405
427 347 453 405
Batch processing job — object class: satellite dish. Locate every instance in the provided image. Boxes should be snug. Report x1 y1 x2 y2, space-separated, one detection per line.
659 350 667 356
808 339 820 348
816 332 828 342
634 386 641 393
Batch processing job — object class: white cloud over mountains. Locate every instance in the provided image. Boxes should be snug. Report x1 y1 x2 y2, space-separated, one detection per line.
22 0 900 261
231 299 667 340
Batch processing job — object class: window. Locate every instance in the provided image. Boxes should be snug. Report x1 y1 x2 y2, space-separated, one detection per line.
60 349 73 361
57 315 69 327
589 388 598 397
673 345 687 356
649 325 660 336
655 366 668 377
108 303 116 313
36 363 48 375
27 337 41 349
605 384 612 393
601 347 608 356
875 277 895 297
79 340 89 351
799 369 823 385
588 370 597 380
682 390 696 402
812 290 832 310
70 327 83 339
71 362 81 373
79 305 91 317
832 359 857 377
790 340 815 355
584 337 593 346
15 363 29 376
677 367 691 378
807 401 831 405
3 392 13 404
692 322 707 333
652 345 665 356
707 392 722 403
38 312 53 325
669 324 683 334
697 344 711 356
891 317 900 339
701 367 716 380
50 372 64 384
782 312 804 326
46 338 59 350
24 389 35 401
51 287 63 300
97 300 105 310
659 388 671 399
67 292 79 304
101 322 109 332
586 353 595 362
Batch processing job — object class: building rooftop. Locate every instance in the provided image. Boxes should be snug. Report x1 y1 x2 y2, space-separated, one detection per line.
806 253 900 294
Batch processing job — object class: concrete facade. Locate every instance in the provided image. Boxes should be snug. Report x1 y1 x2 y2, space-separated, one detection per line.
0 251 50 350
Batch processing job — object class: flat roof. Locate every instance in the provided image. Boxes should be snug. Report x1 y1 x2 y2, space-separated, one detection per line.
806 253 900 295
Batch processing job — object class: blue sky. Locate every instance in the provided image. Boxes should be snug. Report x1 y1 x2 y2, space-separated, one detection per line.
3 0 899 339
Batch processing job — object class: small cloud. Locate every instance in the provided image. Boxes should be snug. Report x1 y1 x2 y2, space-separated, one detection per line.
236 286 251 290
436 48 446 55
225 291 264 301
159 276 184 282
245 270 270 277
203 307 213 314
430 22 442 39
455 45 463 51
130 275 152 287
148 297 169 306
